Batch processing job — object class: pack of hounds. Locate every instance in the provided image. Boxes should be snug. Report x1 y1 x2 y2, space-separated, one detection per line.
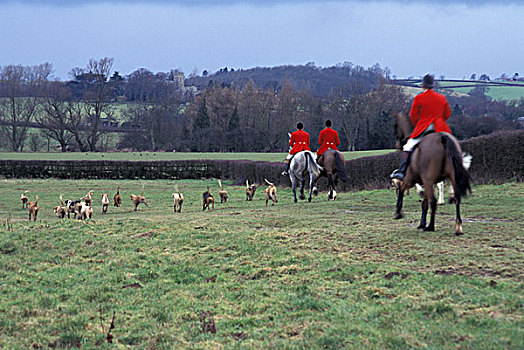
19 179 278 221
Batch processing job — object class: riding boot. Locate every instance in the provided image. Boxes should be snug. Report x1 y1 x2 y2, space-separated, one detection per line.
281 159 290 176
390 151 411 181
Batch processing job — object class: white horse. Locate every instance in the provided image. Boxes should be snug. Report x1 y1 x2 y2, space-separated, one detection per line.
288 150 323 203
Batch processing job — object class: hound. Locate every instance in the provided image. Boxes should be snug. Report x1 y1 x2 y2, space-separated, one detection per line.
79 202 93 220
66 199 82 219
130 186 148 211
327 189 337 201
264 179 278 207
203 187 215 211
172 192 184 213
101 193 110 214
28 195 39 221
82 190 94 206
218 179 228 203
20 191 29 209
113 187 122 207
53 195 68 219
245 180 257 201
172 185 184 213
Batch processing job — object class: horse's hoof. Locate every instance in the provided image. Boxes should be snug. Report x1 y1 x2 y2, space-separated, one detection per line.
294 199 298 203
455 231 464 236
308 198 312 202
394 213 403 220
417 225 425 230
423 226 435 232
299 195 306 200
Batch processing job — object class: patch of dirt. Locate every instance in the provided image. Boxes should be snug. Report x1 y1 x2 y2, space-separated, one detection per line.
434 269 455 275
122 282 143 289
0 246 16 255
188 310 216 335
131 231 154 239
384 272 409 280
231 332 248 340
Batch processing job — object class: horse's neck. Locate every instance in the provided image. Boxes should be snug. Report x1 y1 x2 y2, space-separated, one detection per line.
398 115 412 138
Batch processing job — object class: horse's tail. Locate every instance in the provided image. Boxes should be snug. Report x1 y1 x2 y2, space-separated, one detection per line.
462 152 472 171
305 151 322 178
334 152 349 182
442 135 471 199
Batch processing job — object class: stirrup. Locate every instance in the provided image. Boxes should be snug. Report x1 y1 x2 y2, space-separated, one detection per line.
389 169 404 180
281 170 289 176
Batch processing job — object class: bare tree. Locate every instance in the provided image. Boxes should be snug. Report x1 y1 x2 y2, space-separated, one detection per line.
0 63 51 151
70 57 114 151
37 82 74 152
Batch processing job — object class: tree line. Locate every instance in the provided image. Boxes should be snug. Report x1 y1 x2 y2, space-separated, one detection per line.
1 58 522 153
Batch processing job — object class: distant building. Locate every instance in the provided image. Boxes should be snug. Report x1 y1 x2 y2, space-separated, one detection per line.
172 71 184 89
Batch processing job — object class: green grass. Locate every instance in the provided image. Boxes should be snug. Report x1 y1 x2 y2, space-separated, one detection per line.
400 81 524 101
0 149 394 162
0 179 522 349
438 81 524 101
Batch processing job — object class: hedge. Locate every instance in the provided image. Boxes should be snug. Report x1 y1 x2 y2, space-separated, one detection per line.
0 131 522 191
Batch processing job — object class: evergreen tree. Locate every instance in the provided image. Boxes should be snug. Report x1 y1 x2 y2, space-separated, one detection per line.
194 98 210 130
227 106 240 132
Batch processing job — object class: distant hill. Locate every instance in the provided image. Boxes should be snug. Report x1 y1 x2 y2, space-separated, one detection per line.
185 63 388 96
394 79 524 101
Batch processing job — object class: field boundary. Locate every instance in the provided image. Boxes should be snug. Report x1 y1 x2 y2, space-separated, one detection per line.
0 131 522 190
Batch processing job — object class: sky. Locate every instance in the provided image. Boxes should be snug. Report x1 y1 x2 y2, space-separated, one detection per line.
1 0 522 80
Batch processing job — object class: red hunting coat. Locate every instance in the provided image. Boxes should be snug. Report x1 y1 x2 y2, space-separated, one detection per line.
317 127 340 156
289 129 311 154
409 89 452 138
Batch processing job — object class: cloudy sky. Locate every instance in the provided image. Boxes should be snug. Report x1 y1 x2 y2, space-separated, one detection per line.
1 0 522 80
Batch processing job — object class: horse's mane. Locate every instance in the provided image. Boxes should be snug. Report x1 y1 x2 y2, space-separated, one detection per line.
394 112 413 140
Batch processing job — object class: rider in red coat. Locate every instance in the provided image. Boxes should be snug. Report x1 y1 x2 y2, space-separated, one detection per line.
316 120 340 165
390 74 452 181
282 122 310 175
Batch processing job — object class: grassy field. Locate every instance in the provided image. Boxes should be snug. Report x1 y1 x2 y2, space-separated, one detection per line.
0 179 522 349
438 81 524 101
0 149 394 162
399 81 524 101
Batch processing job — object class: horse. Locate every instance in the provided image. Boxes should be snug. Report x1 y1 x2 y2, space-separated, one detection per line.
415 151 472 204
288 150 323 203
317 149 349 200
393 112 471 235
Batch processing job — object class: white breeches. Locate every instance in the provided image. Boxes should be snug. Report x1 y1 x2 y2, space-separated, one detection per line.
402 123 434 152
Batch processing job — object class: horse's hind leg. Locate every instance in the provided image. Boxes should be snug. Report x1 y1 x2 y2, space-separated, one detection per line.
423 183 437 232
291 177 298 203
454 195 464 235
418 197 428 229
448 176 464 235
299 177 306 200
308 173 315 202
327 173 334 200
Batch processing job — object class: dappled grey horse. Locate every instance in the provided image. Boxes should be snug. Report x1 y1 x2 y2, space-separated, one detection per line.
288 150 323 203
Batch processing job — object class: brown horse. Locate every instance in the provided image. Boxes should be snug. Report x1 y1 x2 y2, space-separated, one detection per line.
317 149 349 200
393 112 471 235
